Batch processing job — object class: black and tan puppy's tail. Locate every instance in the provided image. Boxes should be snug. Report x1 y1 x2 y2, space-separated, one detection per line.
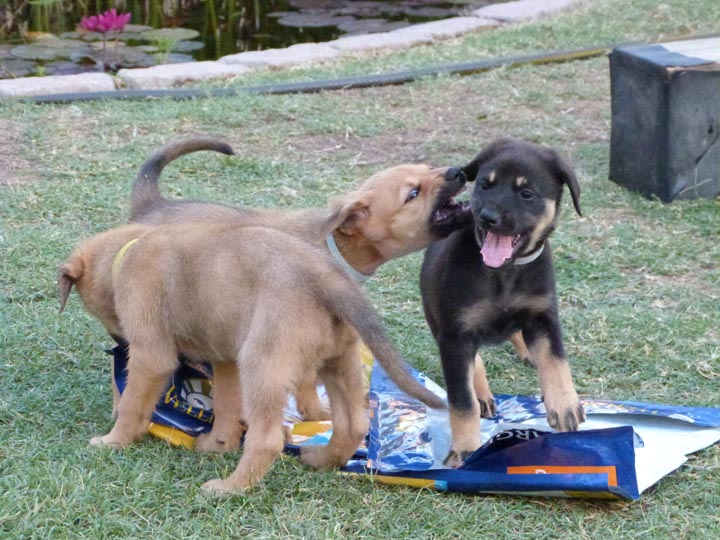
130 137 235 221
317 271 447 410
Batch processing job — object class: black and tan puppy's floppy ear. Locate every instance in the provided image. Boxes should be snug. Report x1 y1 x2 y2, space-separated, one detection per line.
543 147 582 217
323 192 371 236
459 138 517 182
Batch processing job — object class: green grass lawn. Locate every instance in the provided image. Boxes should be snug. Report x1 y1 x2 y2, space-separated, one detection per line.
1 0 719 538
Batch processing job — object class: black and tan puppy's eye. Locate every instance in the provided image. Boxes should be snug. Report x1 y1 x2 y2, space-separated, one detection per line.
479 180 491 190
405 187 420 202
520 189 534 200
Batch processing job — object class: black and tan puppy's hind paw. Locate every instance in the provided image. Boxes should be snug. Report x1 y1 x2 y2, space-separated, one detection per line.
478 396 497 418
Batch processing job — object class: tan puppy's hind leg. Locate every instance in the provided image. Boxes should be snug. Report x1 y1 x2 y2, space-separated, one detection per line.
111 360 121 420
202 349 291 494
91 344 177 448
300 346 369 470
202 408 286 494
195 361 246 453
295 377 331 422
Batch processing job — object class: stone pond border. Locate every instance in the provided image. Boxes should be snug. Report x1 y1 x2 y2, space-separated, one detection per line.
0 0 589 98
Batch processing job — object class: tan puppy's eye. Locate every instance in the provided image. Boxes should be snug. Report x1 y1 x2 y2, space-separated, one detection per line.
405 187 420 203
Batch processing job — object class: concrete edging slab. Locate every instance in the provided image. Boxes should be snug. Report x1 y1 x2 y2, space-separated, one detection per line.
0 72 115 97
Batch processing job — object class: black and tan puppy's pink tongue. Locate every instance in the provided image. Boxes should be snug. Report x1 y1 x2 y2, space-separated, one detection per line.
480 232 514 268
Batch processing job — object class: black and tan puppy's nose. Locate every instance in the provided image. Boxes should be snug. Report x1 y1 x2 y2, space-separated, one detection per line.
478 208 501 228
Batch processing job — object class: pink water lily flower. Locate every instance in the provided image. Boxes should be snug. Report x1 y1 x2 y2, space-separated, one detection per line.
80 9 131 34
78 9 131 68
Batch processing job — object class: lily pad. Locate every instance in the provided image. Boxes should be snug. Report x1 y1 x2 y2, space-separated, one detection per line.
11 44 69 61
122 50 163 67
163 53 195 64
69 51 102 65
336 18 409 34
275 13 357 28
72 45 158 69
172 40 204 53
123 24 154 33
44 61 103 76
62 25 156 42
11 33 98 62
30 35 89 49
60 30 103 42
0 44 15 60
116 32 150 43
141 28 200 42
0 58 36 78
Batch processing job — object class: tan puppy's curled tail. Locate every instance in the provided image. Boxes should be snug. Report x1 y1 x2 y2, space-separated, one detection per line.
130 137 235 220
317 274 446 410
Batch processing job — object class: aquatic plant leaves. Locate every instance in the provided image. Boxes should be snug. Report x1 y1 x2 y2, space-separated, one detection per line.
141 28 200 42
171 41 204 53
0 58 36 78
11 44 75 61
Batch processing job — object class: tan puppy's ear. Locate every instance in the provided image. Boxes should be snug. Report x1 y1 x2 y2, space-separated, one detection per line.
324 193 371 236
58 254 84 314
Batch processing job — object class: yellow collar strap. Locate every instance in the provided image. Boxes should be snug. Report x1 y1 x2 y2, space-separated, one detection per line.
112 238 139 286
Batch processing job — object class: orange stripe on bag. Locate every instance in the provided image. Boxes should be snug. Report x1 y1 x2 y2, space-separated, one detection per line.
507 466 618 487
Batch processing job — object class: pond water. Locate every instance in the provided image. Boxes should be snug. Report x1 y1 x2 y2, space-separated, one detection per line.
0 1 505 79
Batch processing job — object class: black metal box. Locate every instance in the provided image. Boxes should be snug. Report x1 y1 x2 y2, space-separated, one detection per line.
609 37 720 202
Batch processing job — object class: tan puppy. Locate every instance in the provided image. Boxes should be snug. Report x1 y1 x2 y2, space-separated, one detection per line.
59 221 446 493
122 137 471 453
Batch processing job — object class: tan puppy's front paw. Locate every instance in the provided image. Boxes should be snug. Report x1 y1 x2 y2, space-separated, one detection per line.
195 431 242 453
201 478 245 496
89 435 129 449
299 445 341 470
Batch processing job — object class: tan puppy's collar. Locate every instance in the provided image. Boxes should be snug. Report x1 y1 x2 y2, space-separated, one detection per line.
325 234 372 284
112 238 139 286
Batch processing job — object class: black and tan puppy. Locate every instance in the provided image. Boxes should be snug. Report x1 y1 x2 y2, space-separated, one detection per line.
420 138 585 467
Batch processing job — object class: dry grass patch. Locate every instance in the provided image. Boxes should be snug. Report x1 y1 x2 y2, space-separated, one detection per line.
0 119 38 187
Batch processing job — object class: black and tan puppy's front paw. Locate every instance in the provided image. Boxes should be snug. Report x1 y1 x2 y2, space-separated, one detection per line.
544 394 585 432
443 448 476 468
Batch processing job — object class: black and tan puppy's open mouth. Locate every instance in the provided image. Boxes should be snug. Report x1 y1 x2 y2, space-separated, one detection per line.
474 227 530 268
